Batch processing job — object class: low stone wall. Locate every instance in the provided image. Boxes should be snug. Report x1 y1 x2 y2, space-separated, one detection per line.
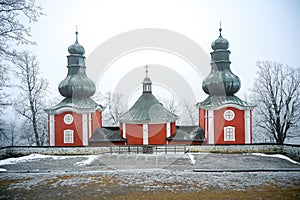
0 144 299 161
283 144 300 161
187 144 284 154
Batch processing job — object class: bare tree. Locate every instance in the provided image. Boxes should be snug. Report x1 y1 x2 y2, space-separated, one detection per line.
183 101 198 126
0 0 43 105
159 96 180 115
12 51 48 146
93 90 125 126
0 0 43 52
252 61 300 144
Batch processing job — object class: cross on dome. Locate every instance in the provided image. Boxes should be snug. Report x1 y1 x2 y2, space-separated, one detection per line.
142 65 152 93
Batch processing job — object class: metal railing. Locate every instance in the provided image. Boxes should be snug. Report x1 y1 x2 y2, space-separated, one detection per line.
107 145 188 154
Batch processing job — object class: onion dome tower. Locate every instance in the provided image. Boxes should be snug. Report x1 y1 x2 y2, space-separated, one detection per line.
45 31 104 147
197 25 254 145
202 26 241 97
119 66 178 145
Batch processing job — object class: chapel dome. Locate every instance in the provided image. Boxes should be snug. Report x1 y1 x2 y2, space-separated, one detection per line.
68 31 85 55
211 28 229 50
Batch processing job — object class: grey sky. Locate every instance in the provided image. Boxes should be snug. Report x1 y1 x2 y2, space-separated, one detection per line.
24 0 300 103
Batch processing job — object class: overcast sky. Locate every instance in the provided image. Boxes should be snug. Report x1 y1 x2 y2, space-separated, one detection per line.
24 0 300 105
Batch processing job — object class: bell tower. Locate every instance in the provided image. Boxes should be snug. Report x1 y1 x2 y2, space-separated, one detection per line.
197 25 255 144
45 31 104 146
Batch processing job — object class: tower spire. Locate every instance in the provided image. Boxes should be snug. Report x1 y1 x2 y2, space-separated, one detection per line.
219 21 222 36
145 65 149 77
142 65 152 93
75 25 78 43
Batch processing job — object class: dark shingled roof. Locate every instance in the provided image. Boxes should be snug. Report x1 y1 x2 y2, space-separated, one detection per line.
197 95 255 109
90 127 126 142
119 93 178 124
168 126 205 141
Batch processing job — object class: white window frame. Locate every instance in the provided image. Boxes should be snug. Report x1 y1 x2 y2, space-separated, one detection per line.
64 129 74 143
64 114 74 125
224 110 235 121
224 126 235 141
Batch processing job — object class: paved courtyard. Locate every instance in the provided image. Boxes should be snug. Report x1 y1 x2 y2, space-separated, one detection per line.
0 153 299 199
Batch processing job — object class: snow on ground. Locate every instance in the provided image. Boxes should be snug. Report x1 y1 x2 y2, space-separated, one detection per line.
186 153 195 165
0 154 89 166
0 168 7 172
76 155 100 166
251 153 299 164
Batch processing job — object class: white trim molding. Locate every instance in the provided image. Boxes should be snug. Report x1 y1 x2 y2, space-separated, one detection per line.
122 123 126 139
143 124 148 145
49 114 55 146
166 122 171 138
88 113 92 139
208 110 214 144
82 114 88 146
245 109 251 144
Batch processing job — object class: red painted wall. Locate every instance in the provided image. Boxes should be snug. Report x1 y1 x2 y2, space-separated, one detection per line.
214 107 245 144
126 124 143 145
171 122 176 137
148 124 166 144
92 110 102 134
54 112 83 146
199 109 205 128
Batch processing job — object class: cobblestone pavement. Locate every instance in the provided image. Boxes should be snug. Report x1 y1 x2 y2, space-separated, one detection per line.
0 153 299 199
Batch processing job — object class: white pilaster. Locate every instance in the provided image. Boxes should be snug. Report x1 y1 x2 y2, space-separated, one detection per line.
122 123 126 138
245 109 251 144
49 114 55 146
88 113 92 139
82 114 88 146
143 124 148 145
166 122 171 137
208 110 214 144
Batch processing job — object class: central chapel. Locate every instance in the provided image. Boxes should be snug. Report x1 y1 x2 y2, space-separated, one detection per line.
45 27 255 146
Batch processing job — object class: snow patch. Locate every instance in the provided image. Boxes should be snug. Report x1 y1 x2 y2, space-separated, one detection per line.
251 153 299 164
0 154 88 166
76 155 99 166
0 168 7 172
186 153 195 165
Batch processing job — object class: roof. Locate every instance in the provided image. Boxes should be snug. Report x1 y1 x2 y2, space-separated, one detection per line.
119 93 178 124
45 97 104 114
197 95 255 109
89 127 126 142
168 126 205 141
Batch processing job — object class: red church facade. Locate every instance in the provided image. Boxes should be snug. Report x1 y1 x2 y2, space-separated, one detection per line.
199 106 252 144
197 26 254 145
45 31 104 146
46 27 254 146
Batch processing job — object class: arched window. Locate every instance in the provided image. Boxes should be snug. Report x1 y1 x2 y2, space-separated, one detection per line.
224 126 235 141
64 129 74 143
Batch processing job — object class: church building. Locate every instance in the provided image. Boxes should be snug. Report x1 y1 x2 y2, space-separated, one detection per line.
45 31 104 146
45 26 253 146
197 27 255 144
